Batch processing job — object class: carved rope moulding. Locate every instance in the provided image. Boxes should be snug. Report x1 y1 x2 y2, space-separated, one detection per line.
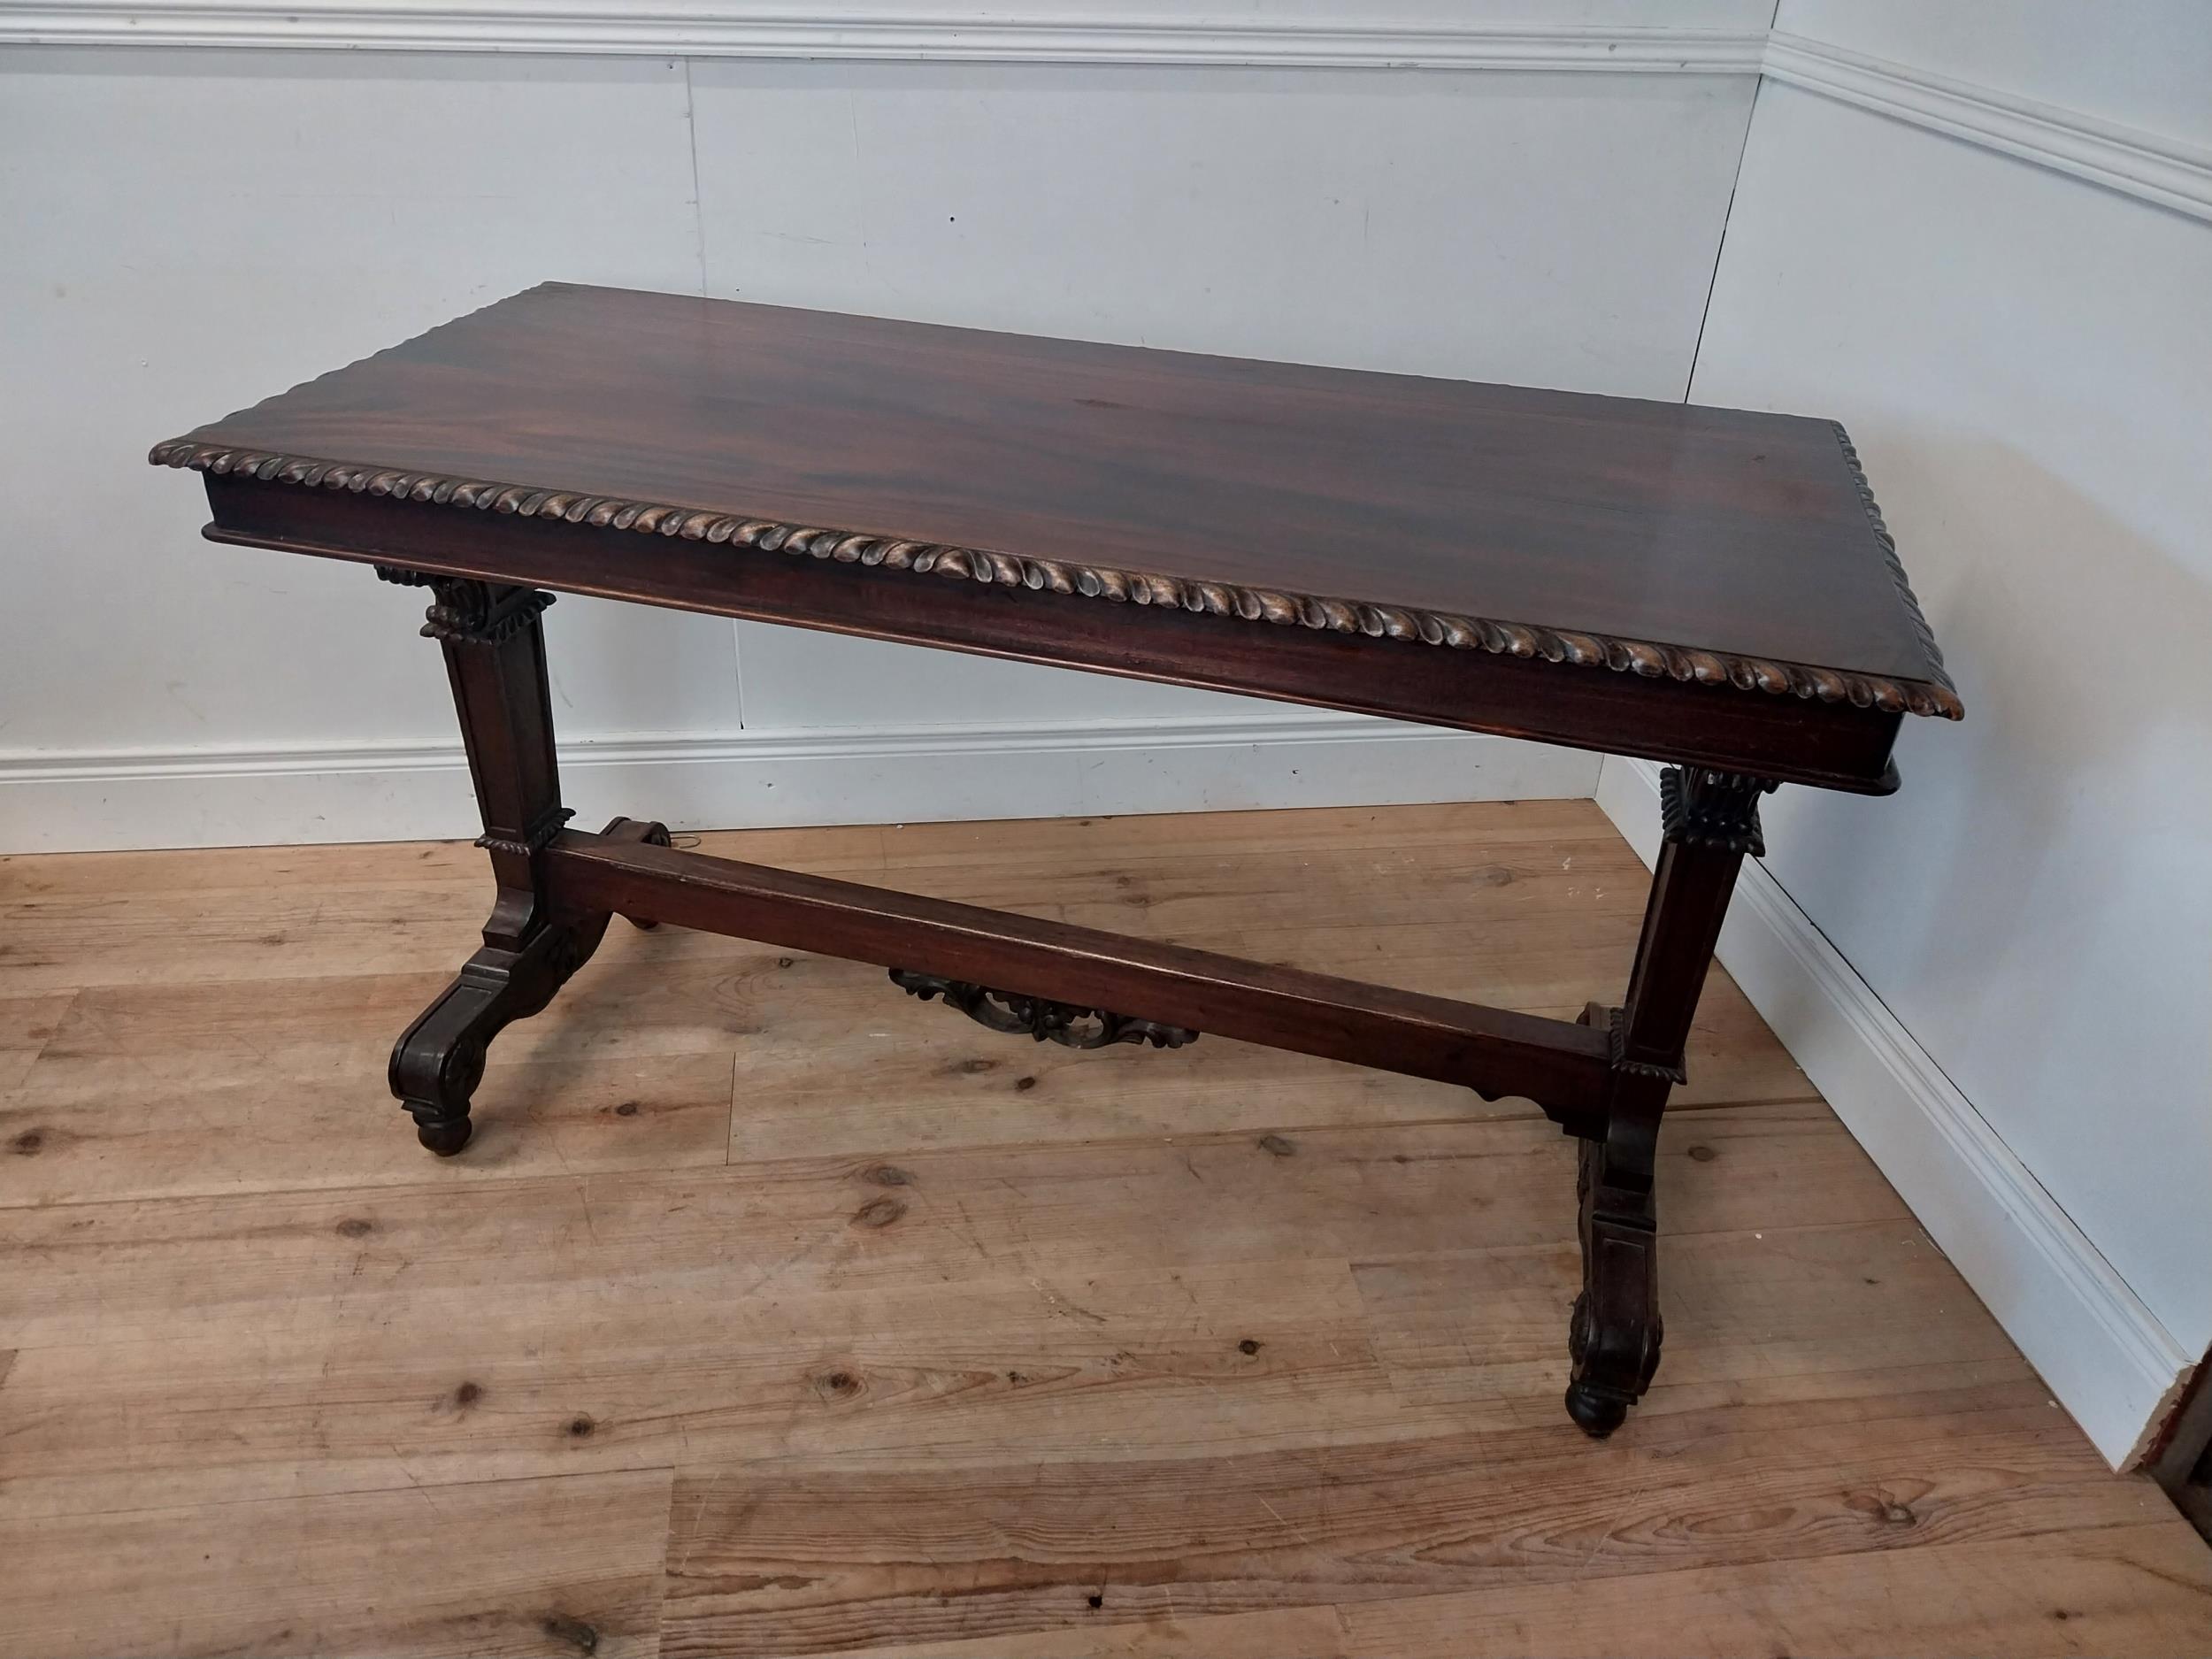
150 426 1962 720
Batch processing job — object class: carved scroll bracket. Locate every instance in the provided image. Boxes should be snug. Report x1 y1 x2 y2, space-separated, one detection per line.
374 565 555 645
889 968 1197 1051
1660 766 1778 856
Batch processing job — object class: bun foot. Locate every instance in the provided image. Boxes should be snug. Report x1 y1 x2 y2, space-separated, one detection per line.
416 1117 473 1156
1564 1380 1630 1437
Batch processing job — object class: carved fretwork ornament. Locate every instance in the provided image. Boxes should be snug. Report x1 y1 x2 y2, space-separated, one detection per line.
1660 766 1777 856
888 968 1198 1051
375 565 555 645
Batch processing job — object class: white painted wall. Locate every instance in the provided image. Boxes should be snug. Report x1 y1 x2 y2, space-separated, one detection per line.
687 58 1760 735
1 50 730 753
0 4 1766 849
1650 0 2212 1461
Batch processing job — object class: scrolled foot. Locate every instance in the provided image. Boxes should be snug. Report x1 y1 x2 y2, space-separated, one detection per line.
388 914 605 1158
1563 1133 1663 1434
415 1116 474 1156
1564 1379 1630 1438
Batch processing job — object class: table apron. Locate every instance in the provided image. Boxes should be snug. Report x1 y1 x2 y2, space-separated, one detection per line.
544 829 1614 1132
198 476 1908 794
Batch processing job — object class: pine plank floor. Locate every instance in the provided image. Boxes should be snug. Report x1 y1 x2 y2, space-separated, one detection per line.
1 800 2205 1657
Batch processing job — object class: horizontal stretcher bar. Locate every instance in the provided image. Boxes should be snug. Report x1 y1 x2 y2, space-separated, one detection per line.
544 830 1614 1128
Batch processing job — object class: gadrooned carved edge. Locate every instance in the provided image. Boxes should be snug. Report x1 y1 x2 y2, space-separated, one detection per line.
1830 422 1962 719
476 807 576 860
156 430 1962 720
1606 1006 1688 1086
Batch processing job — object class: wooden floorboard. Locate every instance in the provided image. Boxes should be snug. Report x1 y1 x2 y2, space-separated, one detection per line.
1 1470 676 1659
1333 1523 2212 1659
656 1403 2174 1656
0 800 2203 1656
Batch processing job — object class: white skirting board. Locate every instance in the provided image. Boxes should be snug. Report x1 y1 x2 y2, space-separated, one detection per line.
0 715 1594 854
1594 756 2192 1468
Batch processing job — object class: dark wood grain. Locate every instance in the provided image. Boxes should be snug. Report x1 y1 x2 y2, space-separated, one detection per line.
153 282 1959 743
1563 768 1772 1433
545 827 1613 1130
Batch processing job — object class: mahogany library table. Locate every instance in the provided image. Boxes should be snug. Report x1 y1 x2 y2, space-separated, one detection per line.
151 283 1960 1435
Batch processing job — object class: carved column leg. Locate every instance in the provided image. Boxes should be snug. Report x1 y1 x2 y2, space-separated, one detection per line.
1566 766 1770 1434
379 569 667 1155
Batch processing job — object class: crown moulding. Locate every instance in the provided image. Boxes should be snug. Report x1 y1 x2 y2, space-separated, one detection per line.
0 9 1769 72
148 427 1962 722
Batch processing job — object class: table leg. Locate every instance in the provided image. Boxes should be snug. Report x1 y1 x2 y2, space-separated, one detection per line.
377 572 663 1155
1566 766 1770 1434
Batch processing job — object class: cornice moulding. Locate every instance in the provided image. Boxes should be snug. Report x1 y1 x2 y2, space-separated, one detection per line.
1762 31 2212 225
0 4 1767 69
6 9 2201 218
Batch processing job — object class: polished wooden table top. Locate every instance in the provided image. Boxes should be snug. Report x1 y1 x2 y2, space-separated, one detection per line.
154 282 1958 789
